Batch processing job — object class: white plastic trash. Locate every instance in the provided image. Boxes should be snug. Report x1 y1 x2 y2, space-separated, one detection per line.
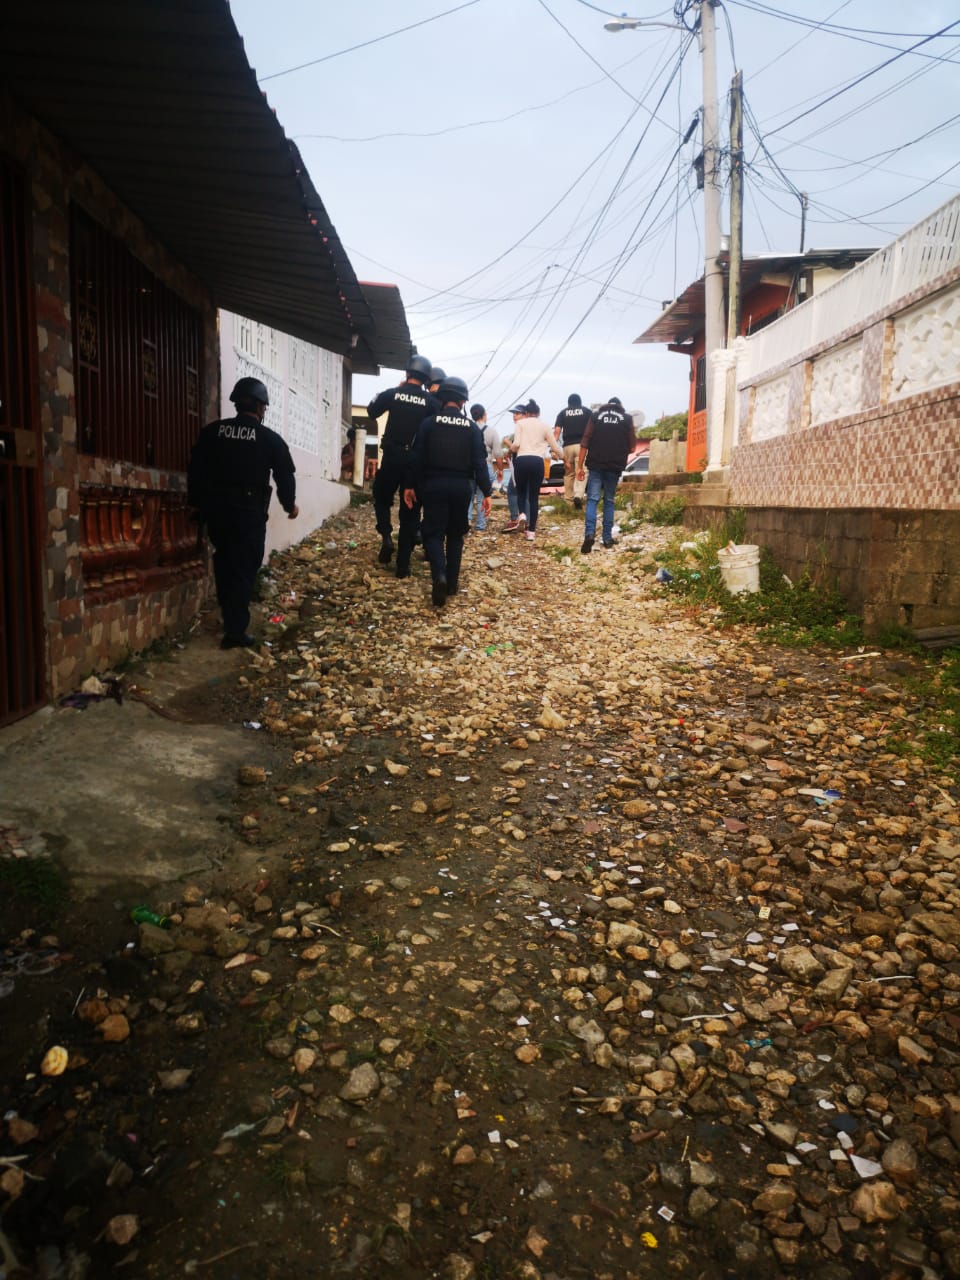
717 543 760 595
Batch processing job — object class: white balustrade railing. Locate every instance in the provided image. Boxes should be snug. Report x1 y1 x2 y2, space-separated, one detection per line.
745 193 960 381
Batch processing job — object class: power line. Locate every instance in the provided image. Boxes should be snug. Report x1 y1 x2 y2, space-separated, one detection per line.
293 53 652 143
764 19 960 138
749 0 854 81
726 0 960 63
408 29 693 310
259 0 483 82
536 0 658 107
496 139 693 406
472 38 695 395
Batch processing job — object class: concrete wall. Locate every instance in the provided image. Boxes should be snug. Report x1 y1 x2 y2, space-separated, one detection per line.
220 312 350 560
2 91 219 696
648 435 686 474
684 504 960 634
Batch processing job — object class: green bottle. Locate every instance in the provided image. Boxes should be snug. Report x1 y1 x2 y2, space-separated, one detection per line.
130 906 171 929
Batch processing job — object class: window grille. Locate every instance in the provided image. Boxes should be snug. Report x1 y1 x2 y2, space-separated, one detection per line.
71 207 203 470
693 354 707 413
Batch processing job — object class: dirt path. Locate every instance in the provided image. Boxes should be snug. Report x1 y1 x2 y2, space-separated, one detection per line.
1 502 958 1280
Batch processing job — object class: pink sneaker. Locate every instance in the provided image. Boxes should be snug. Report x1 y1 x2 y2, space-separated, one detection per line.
525 530 535 542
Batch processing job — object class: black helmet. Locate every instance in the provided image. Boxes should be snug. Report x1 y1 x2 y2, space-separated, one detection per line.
438 376 469 402
407 354 432 380
229 376 269 407
429 366 446 385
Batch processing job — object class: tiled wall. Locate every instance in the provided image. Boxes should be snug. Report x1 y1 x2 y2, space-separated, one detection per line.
3 94 219 696
731 382 960 510
731 267 960 511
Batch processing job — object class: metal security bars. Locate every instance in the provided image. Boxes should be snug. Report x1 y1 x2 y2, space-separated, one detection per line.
70 207 202 471
0 155 45 726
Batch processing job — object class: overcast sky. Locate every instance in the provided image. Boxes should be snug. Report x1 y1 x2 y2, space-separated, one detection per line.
229 0 960 428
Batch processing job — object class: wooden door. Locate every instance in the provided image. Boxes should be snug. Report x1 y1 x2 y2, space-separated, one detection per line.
0 155 45 726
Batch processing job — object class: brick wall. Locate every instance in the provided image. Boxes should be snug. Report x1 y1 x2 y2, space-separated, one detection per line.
684 504 960 634
3 93 218 696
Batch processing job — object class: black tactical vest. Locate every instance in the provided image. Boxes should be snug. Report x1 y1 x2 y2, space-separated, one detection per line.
383 387 431 449
425 413 474 476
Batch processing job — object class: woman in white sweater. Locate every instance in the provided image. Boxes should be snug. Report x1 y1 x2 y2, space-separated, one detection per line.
507 400 562 542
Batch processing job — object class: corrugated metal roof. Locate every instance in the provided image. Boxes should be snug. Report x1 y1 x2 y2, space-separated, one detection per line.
353 282 413 376
0 0 387 357
634 248 878 346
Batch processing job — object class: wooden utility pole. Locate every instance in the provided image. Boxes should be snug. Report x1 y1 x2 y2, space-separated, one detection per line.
727 70 743 345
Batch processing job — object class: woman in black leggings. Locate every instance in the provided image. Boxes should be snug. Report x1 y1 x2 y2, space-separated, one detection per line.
507 400 563 543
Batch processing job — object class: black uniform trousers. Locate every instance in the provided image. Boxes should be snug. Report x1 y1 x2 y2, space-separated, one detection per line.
372 445 421 571
420 475 472 589
204 506 267 640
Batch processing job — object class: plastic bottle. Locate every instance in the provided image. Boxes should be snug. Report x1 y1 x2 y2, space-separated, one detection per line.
130 906 171 929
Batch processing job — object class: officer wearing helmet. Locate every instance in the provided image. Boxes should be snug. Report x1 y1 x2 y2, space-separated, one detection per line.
402 376 491 607
188 376 298 649
427 367 446 397
367 353 436 578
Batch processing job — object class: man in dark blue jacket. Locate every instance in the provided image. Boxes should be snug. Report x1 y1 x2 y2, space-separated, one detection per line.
188 377 298 648
403 377 491 607
367 354 436 578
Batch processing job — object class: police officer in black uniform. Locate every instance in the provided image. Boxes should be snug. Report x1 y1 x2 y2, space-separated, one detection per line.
554 393 593 508
188 376 298 649
368 354 435 578
402 376 491 608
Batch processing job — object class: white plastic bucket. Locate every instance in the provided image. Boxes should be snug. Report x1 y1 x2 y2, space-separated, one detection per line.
717 543 760 595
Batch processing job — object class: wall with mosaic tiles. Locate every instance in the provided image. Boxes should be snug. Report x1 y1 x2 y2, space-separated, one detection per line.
729 222 960 512
704 199 960 631
3 94 219 698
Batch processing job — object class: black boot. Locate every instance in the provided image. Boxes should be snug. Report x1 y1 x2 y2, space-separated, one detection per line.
378 535 394 565
431 577 448 607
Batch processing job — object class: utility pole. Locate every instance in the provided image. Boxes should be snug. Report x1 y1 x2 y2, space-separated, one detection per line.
727 70 743 345
698 0 726 479
604 2 725 472
800 192 808 254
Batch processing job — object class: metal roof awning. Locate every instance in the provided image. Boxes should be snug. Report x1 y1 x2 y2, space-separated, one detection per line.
635 248 878 346
352 282 413 376
0 0 380 356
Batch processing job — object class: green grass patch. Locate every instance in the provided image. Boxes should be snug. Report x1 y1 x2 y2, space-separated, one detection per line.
887 648 960 768
643 494 687 525
0 857 70 923
655 514 863 649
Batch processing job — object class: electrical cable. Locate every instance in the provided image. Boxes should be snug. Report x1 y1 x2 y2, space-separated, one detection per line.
471 37 695 396
748 0 853 80
408 28 692 308
536 0 670 109
491 137 692 405
763 19 960 139
726 0 960 63
293 50 654 143
259 0 483 82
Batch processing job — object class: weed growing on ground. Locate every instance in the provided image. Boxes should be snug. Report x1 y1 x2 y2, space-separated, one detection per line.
655 514 863 648
643 495 687 525
888 648 960 768
545 545 577 564
0 857 69 923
